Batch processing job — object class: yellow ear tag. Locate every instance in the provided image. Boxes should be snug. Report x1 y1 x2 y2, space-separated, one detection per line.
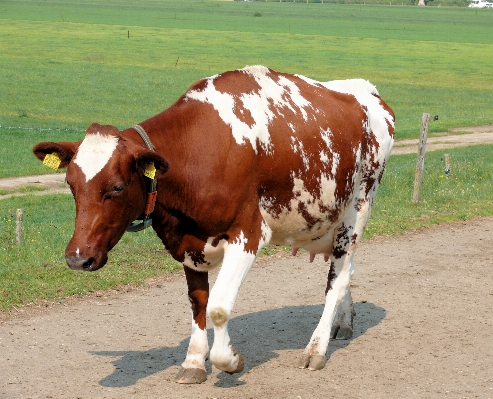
144 162 156 179
42 153 61 170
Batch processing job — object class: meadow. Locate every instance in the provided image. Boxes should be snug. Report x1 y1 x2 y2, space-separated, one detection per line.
1 0 493 310
2 1 493 143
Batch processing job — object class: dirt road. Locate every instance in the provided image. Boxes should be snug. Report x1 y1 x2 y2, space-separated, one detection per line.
1 217 493 399
391 125 493 155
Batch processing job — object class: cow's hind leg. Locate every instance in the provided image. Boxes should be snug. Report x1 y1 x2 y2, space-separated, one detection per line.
298 255 354 370
176 267 209 384
330 286 355 340
298 200 370 370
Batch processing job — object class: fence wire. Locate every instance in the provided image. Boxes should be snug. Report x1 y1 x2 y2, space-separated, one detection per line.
1 114 491 133
0 125 85 133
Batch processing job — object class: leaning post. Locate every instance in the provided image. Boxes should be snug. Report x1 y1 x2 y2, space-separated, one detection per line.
412 113 430 203
444 153 451 175
16 208 24 245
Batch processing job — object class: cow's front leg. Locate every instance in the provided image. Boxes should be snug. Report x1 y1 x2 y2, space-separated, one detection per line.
207 230 263 374
175 267 209 384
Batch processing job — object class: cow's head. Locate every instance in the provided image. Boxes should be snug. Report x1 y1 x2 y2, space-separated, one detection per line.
33 123 169 271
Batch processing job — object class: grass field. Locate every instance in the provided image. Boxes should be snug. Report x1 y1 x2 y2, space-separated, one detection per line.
1 0 493 156
0 194 179 311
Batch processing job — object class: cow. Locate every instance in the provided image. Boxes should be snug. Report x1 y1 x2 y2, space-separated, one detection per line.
33 65 394 384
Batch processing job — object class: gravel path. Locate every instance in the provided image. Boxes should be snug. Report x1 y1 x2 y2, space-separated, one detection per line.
1 217 492 398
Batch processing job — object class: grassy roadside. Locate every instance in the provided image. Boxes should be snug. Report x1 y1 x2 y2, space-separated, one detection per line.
2 144 493 311
366 144 493 236
0 186 48 196
0 194 180 311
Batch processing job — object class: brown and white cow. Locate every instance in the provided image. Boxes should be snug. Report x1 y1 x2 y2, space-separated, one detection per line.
33 66 394 384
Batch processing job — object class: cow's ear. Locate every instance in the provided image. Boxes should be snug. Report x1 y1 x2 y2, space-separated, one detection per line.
33 141 81 169
135 150 169 179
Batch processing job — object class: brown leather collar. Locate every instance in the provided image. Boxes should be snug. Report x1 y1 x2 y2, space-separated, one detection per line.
126 124 157 233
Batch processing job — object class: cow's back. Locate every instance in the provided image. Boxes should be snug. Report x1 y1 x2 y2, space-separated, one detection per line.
149 66 394 251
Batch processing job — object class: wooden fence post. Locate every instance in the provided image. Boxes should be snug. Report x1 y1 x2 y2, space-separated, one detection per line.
444 154 451 175
412 113 430 203
16 208 24 245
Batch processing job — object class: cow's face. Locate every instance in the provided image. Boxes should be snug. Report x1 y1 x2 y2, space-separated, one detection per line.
33 123 168 271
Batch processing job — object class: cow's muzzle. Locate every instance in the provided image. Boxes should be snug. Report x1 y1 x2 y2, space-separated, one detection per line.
65 256 98 271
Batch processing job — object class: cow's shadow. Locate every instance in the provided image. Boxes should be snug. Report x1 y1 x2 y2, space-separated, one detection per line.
91 302 385 388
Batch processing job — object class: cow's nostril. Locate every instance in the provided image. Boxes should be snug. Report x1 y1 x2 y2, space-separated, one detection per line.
82 258 95 270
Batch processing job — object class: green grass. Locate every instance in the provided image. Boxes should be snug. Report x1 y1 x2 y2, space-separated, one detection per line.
366 144 493 236
1 0 493 162
2 144 493 311
0 129 84 178
0 186 48 196
0 194 180 311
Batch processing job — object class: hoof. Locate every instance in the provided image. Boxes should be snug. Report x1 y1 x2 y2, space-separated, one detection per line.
297 353 326 370
175 367 207 384
336 326 353 340
297 352 311 369
226 348 245 374
331 324 353 340
308 355 326 371
330 324 339 339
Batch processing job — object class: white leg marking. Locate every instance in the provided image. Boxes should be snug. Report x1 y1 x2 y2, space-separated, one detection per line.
181 318 209 371
304 199 369 364
207 231 258 373
307 258 353 358
331 285 354 339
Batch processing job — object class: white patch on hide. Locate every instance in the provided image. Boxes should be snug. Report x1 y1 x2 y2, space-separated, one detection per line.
183 236 228 272
323 78 394 159
74 133 119 182
319 128 338 170
320 151 329 164
259 220 273 253
291 137 310 171
186 65 313 154
260 173 339 249
296 75 394 160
